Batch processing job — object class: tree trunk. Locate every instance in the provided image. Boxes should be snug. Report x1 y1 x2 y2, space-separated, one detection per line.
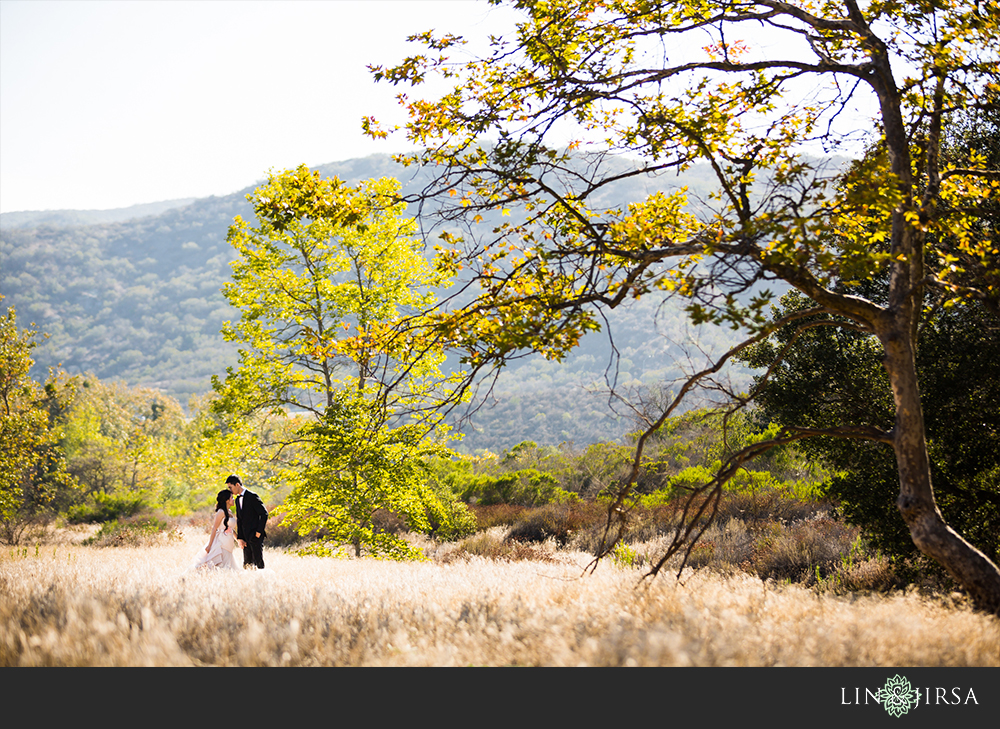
880 321 1000 614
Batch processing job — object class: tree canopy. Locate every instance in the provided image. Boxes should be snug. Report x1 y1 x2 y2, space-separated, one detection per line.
213 165 456 420
0 297 76 543
368 0 1000 610
212 166 473 558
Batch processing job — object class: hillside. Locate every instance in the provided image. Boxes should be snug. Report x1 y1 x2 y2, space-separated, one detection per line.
1 153 760 451
0 198 200 230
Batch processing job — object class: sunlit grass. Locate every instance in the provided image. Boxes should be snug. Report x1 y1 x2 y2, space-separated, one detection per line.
1 528 997 666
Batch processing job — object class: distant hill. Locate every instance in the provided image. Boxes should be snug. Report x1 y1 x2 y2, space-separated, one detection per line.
0 198 200 229
1 153 778 452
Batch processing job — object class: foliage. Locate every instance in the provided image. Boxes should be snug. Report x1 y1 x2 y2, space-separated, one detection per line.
214 166 471 558
213 165 454 421
186 392 305 510
505 501 598 546
0 298 77 544
65 490 147 524
61 377 187 503
468 502 528 530
279 391 474 560
739 98 1000 564
456 466 579 507
83 514 176 548
741 290 1000 563
369 0 1000 610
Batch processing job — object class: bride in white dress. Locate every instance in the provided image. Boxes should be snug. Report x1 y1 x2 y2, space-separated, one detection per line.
191 489 238 570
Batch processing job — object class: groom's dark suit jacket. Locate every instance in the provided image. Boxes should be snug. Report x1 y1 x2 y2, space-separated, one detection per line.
235 488 268 541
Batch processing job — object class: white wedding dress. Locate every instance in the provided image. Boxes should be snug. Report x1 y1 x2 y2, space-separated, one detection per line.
191 516 238 571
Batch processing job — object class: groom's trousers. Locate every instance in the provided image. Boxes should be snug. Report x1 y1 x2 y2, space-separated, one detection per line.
243 535 265 569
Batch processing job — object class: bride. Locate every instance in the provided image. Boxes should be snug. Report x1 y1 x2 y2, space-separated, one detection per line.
191 489 238 570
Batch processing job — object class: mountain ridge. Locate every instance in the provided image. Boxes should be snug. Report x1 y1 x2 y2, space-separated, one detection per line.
1 153 771 451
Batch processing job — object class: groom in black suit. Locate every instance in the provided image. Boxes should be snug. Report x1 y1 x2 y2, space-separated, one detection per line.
226 474 268 569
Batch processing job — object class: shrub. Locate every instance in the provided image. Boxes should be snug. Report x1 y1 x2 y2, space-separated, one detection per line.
428 498 478 541
438 527 559 563
610 541 642 569
716 489 829 525
747 517 855 581
66 491 146 524
461 468 578 507
505 502 602 546
470 503 527 530
84 515 176 547
261 511 314 548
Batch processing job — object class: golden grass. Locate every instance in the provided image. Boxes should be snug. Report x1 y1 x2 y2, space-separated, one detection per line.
2 528 998 666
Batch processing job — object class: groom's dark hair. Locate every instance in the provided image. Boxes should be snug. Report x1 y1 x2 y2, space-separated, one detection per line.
225 475 241 485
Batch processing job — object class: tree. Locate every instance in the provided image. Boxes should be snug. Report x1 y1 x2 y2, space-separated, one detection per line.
739 101 1000 564
212 166 472 557
741 288 1000 565
368 1 1000 610
62 377 186 507
214 165 456 419
0 298 76 543
280 389 474 559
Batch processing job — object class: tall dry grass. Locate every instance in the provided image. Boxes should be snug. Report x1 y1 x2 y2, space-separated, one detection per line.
2 527 998 666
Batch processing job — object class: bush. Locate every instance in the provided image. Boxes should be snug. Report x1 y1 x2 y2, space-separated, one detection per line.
461 468 579 507
428 498 478 541
439 527 559 563
84 515 176 547
66 491 146 524
261 511 315 548
470 503 527 530
505 502 604 546
747 516 855 581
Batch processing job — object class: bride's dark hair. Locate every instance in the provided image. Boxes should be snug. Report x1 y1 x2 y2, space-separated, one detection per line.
215 489 232 530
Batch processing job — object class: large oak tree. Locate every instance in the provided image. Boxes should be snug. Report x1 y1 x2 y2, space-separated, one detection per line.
368 1 1000 610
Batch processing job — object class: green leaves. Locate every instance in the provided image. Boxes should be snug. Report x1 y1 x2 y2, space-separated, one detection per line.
215 165 452 417
281 389 471 560
214 166 470 559
0 300 77 542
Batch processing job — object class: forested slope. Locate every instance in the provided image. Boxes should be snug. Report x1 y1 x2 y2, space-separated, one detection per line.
1 154 758 451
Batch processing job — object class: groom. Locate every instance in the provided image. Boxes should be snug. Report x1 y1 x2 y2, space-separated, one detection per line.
226 474 268 569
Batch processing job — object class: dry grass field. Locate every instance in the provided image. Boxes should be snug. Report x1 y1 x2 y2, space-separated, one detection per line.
2 526 998 667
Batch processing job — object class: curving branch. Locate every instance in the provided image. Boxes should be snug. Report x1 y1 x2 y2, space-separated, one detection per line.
583 304 884 573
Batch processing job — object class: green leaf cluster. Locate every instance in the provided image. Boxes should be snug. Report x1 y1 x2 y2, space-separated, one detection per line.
281 390 474 560
213 166 472 558
0 299 78 543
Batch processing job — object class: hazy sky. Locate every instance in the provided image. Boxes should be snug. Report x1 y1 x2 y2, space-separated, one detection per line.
0 0 518 213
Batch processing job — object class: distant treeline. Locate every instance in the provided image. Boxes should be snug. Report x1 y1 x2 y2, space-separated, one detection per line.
1 154 750 450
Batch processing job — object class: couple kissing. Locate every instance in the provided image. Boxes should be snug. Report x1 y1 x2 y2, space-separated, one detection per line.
192 474 268 571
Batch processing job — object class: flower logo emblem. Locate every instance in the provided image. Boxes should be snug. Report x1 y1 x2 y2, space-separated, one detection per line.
880 675 919 717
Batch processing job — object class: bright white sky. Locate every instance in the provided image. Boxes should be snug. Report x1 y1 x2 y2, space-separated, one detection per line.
0 0 519 213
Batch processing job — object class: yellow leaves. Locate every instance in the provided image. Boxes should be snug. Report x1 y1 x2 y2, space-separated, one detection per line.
361 116 389 140
607 189 698 251
902 208 926 232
